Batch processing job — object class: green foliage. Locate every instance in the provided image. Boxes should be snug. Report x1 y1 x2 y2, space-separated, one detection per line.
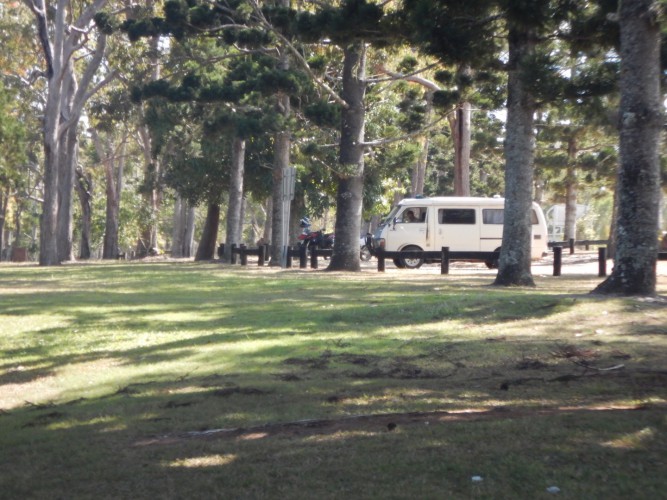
294 0 385 45
304 100 341 128
0 82 27 191
402 0 499 66
432 89 461 109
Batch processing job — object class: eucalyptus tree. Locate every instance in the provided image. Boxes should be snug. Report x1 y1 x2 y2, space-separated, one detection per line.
22 0 115 265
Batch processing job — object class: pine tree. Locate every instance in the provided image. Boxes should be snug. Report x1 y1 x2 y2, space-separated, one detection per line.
593 0 662 296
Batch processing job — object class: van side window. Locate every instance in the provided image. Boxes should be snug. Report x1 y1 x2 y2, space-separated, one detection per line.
482 208 540 225
483 209 503 224
439 208 475 224
530 209 538 225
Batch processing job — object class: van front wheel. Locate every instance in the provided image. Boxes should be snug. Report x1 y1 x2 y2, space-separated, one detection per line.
399 245 424 269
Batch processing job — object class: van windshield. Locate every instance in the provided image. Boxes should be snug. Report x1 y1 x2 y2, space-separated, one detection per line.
380 206 401 226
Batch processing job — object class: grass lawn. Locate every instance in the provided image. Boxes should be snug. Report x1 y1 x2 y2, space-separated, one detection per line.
0 259 666 499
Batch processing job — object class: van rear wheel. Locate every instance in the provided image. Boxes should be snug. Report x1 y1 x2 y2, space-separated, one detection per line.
399 245 423 269
485 247 501 269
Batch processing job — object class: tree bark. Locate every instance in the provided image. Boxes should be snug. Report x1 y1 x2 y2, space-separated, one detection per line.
327 42 367 272
57 117 77 261
0 189 7 261
452 102 471 196
75 166 93 259
223 136 246 262
593 0 661 296
494 25 537 287
195 203 220 261
563 135 579 241
171 196 186 258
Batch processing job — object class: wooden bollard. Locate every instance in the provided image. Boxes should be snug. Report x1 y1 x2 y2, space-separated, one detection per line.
286 246 293 268
299 245 307 269
258 246 265 266
310 247 318 269
240 245 248 266
569 238 575 254
598 247 607 277
553 246 562 276
441 247 450 275
377 249 385 272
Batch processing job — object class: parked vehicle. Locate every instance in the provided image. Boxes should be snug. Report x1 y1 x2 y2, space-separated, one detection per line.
360 235 372 261
371 196 549 269
298 218 335 253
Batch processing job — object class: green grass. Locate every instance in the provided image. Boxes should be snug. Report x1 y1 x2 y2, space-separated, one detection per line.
0 261 666 499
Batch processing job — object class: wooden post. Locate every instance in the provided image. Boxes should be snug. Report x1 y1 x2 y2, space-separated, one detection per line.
217 243 225 260
286 247 293 268
231 243 237 265
598 247 607 277
441 247 450 275
553 246 562 276
310 247 318 269
258 246 265 266
240 245 248 266
299 245 307 269
569 238 575 255
377 249 385 272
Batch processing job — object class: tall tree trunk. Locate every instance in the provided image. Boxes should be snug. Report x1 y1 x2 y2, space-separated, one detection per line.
195 203 220 261
90 128 124 260
563 135 579 241
75 166 93 259
136 35 162 258
0 190 7 261
224 136 246 261
184 204 196 257
328 43 367 272
263 196 273 245
171 196 186 258
451 102 471 196
57 117 77 262
494 25 537 287
594 0 661 296
171 197 195 258
411 91 433 196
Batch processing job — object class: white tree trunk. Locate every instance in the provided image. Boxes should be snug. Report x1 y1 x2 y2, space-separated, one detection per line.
224 137 246 261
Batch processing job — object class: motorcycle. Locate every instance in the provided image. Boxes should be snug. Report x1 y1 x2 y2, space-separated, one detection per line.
360 234 373 261
298 218 372 261
298 218 335 254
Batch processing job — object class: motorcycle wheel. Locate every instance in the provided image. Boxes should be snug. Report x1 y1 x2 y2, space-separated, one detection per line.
360 245 372 261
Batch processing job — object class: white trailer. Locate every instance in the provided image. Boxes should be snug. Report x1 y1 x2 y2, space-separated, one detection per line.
372 196 549 269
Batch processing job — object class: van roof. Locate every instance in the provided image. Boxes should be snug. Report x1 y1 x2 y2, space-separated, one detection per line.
399 196 507 206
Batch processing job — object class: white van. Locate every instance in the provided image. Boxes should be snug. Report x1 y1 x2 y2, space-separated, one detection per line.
372 196 549 269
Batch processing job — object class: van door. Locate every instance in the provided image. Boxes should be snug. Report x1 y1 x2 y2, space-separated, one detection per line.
433 207 480 251
389 206 428 250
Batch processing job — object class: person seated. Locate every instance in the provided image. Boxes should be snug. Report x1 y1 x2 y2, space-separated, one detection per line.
404 210 417 223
